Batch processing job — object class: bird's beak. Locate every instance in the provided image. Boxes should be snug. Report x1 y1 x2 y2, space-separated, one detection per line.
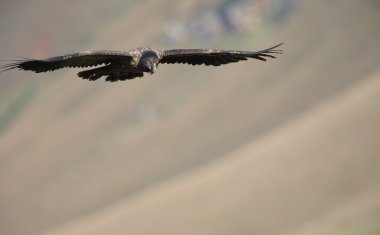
151 64 157 74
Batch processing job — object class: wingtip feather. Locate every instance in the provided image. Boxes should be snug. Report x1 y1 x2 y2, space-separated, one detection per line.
260 43 284 54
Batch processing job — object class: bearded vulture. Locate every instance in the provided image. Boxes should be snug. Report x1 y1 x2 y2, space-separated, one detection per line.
1 43 283 82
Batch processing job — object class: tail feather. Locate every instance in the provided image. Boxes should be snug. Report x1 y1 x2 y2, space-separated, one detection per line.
77 66 108 81
78 66 144 82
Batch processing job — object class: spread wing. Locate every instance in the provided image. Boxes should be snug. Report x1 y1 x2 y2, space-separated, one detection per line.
160 43 283 66
1 50 134 73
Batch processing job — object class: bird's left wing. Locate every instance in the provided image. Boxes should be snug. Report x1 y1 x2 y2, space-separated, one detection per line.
1 50 134 73
160 43 283 66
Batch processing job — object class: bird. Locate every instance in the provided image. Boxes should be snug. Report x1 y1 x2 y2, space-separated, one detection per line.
1 43 283 82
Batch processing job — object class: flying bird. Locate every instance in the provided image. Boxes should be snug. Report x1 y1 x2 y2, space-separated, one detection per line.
1 43 283 82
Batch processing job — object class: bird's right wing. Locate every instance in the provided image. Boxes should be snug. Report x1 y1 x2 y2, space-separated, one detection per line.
1 50 134 73
160 43 283 66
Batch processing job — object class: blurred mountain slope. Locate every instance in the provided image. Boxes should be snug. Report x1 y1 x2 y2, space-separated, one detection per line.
42 68 380 235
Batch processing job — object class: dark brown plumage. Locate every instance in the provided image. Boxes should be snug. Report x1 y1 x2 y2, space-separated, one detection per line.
1 43 283 82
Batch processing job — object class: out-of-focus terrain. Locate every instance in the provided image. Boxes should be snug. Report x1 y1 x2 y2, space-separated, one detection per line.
0 1 379 235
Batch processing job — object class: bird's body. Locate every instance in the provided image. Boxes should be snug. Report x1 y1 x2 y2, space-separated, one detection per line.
1 43 283 82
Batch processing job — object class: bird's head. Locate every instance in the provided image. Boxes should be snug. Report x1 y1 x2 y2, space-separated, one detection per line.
141 52 159 74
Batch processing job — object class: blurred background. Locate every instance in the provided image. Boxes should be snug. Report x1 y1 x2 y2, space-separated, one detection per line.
1 0 380 234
